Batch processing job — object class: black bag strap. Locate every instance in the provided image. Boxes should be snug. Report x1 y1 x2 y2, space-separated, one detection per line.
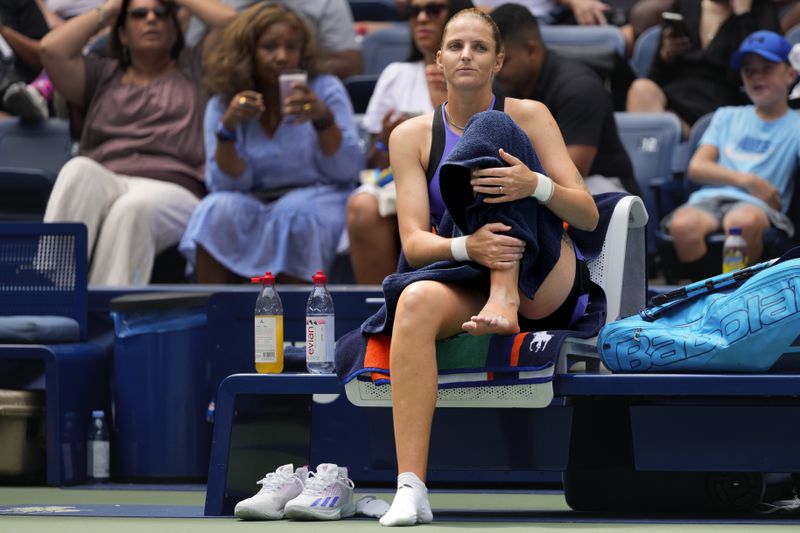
425 96 505 184
425 105 446 184
640 249 800 321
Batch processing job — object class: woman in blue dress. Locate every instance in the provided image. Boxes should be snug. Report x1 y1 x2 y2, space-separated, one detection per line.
180 3 362 283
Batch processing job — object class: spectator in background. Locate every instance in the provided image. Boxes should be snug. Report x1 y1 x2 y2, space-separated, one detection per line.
409 0 627 26
0 0 50 119
664 31 799 267
185 0 362 79
472 1 653 55
627 0 671 35
347 0 474 285
474 0 559 22
179 3 362 284
491 3 641 197
626 0 780 136
40 0 236 286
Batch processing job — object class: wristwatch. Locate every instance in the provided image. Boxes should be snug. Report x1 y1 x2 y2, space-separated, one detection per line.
216 122 236 142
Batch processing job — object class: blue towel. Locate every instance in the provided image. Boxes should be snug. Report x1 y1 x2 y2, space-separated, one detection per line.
439 110 564 299
334 193 631 383
361 192 626 337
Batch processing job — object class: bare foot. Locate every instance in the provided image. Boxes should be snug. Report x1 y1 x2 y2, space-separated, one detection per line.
462 301 520 336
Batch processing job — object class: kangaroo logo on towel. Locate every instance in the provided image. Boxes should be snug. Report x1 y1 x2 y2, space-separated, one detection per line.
529 331 553 352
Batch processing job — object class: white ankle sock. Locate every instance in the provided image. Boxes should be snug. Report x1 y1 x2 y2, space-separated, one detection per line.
379 472 433 526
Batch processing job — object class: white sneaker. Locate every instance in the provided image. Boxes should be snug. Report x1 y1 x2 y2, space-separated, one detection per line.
234 464 309 520
284 463 356 520
2 82 48 120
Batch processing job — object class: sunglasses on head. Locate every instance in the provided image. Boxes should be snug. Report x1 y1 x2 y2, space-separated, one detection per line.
407 3 447 19
128 5 171 20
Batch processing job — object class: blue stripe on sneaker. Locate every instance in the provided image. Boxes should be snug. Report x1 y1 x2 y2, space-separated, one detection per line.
320 497 331 508
329 496 339 508
311 498 322 507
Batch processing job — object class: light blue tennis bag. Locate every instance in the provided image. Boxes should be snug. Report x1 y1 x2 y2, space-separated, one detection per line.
599 248 800 373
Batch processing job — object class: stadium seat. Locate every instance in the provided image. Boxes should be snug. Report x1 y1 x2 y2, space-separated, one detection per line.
614 111 682 269
349 0 403 21
539 24 634 111
540 24 627 57
0 118 73 221
630 25 661 78
786 23 800 45
362 24 411 75
343 74 379 114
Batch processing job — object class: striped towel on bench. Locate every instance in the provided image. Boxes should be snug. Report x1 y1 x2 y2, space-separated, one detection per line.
335 280 605 387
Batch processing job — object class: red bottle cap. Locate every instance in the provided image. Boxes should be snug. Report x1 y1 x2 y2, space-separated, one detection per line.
250 271 276 285
312 271 327 284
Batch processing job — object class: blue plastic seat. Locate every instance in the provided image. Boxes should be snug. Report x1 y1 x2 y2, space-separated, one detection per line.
0 118 73 221
349 0 403 21
614 112 682 269
540 24 627 57
786 23 800 45
0 222 109 485
630 25 661 78
343 74 379 114
362 24 411 75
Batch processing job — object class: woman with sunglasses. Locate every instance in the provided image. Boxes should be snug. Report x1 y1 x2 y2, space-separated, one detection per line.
372 9 597 525
347 0 474 286
38 0 236 285
179 4 362 284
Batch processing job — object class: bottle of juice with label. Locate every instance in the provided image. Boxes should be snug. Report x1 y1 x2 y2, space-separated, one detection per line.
722 227 748 274
251 272 284 373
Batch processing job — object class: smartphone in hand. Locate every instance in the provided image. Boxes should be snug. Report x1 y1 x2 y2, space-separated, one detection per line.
661 12 689 39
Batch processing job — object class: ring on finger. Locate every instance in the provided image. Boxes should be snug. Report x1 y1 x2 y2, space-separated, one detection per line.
498 186 503 194
303 103 312 112
238 96 247 106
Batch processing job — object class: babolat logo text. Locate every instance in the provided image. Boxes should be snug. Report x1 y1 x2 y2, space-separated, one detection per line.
610 275 800 371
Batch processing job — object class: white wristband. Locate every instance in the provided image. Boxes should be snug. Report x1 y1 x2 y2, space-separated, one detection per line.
450 236 471 262
531 172 554 203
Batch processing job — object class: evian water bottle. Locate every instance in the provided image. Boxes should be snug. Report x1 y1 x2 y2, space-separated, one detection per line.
305 271 335 374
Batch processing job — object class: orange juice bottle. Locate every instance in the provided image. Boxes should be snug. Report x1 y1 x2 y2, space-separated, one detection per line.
251 272 284 373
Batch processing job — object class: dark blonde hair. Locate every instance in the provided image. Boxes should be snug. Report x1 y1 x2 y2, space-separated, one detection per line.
203 3 320 98
441 8 503 54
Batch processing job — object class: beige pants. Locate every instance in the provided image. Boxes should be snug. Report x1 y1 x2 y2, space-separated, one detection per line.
44 156 200 286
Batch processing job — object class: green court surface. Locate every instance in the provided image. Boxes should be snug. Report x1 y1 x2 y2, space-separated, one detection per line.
1 486 799 532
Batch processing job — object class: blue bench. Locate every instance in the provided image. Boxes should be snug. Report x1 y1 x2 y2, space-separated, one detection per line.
202 195 800 515
0 223 110 486
204 371 800 515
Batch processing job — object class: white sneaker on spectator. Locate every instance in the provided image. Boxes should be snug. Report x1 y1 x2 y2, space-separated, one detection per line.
234 464 309 520
284 463 356 520
2 82 48 120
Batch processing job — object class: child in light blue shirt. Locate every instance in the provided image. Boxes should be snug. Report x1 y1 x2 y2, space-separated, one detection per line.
667 30 800 266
